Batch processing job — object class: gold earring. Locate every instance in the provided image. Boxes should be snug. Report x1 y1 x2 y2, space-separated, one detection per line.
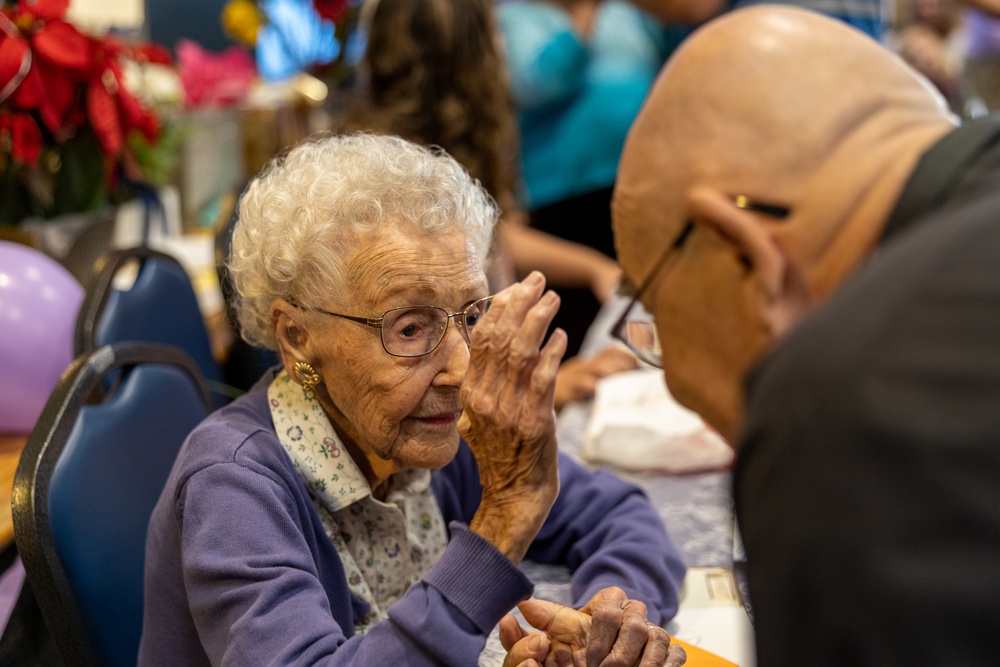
293 361 320 398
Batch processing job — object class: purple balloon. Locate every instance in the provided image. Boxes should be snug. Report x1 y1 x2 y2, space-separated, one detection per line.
0 241 84 434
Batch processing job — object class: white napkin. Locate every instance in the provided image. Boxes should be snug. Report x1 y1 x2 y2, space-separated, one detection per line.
582 368 734 474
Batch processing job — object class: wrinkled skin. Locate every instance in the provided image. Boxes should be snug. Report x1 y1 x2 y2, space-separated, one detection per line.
501 592 686 667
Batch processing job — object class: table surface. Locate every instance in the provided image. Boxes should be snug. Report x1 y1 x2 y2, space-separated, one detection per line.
0 434 29 553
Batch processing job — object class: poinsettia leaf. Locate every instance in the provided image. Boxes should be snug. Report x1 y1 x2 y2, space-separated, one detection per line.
86 79 123 156
21 0 70 21
116 84 159 141
97 35 124 60
9 112 41 165
33 20 92 71
128 120 183 186
64 102 85 127
50 129 107 216
0 35 30 93
9 61 42 110
35 60 79 133
134 43 173 65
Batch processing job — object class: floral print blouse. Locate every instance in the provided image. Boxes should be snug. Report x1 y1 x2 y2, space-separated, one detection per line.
268 370 449 633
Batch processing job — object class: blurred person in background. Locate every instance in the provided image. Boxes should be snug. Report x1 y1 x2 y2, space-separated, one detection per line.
891 0 965 112
344 0 638 409
498 0 684 356
960 0 1000 113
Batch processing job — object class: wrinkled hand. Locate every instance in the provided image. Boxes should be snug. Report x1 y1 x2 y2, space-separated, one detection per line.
460 271 567 562
578 587 684 667
500 600 588 667
554 347 638 410
501 629 550 667
502 592 685 667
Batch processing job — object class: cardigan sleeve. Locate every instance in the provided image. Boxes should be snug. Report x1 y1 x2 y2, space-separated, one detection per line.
433 443 686 625
527 455 686 624
174 460 533 666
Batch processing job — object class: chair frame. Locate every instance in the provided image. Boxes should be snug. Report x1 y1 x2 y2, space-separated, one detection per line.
73 244 241 407
12 342 211 666
74 245 179 357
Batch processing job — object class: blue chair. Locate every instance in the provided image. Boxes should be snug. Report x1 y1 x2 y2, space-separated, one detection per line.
75 245 239 408
12 342 212 667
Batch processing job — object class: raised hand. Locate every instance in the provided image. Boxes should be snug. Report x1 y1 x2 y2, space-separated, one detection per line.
459 271 567 562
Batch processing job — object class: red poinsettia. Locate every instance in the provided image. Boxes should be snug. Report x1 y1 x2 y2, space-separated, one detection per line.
312 0 350 23
0 0 176 223
86 36 162 158
0 0 168 163
0 0 91 139
0 109 40 164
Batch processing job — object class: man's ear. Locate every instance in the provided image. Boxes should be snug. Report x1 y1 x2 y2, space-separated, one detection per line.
271 299 313 368
686 186 808 337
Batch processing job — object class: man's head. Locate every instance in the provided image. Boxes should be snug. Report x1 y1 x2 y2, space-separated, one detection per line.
612 5 956 441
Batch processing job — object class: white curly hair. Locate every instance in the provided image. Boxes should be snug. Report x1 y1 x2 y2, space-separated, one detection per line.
229 132 499 349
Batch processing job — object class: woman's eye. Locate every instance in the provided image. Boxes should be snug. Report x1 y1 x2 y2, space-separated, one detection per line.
389 309 438 339
395 319 426 338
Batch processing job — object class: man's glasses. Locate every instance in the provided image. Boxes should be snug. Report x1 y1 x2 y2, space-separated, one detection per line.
291 295 494 358
611 196 790 368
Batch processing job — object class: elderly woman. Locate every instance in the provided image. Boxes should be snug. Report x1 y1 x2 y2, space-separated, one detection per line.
139 133 685 666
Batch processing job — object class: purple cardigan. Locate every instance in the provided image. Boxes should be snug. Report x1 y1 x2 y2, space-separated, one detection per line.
138 369 685 666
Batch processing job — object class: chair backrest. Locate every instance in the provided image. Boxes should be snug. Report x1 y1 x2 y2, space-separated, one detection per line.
75 245 234 408
12 342 212 667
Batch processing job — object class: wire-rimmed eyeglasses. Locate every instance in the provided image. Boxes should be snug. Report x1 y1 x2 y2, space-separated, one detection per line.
611 196 791 368
290 295 495 358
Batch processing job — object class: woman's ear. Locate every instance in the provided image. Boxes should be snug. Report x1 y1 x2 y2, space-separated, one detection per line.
271 299 312 367
686 186 809 337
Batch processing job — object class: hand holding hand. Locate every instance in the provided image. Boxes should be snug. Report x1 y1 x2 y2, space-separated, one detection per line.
502 590 686 667
500 599 589 667
577 587 685 667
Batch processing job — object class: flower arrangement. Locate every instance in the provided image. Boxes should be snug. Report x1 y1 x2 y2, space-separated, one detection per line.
221 0 361 84
0 0 177 225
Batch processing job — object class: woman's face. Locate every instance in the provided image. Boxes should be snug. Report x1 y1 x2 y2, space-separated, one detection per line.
307 226 489 483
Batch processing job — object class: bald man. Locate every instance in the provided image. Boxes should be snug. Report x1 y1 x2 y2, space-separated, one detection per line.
613 5 1000 665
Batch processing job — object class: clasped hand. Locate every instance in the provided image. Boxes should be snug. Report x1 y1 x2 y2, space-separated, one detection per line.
501 587 686 667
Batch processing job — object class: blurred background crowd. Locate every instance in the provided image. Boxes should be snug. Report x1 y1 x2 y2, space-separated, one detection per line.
2 0 997 367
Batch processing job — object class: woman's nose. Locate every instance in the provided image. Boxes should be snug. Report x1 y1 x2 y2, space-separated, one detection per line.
431 321 470 386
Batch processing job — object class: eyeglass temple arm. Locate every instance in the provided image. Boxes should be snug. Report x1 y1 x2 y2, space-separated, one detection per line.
288 299 384 329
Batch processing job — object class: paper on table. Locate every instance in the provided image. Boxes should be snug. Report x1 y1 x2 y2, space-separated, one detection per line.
669 567 756 667
582 368 733 474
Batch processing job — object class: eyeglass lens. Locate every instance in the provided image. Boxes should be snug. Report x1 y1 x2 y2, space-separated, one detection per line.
381 298 492 357
617 303 663 367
